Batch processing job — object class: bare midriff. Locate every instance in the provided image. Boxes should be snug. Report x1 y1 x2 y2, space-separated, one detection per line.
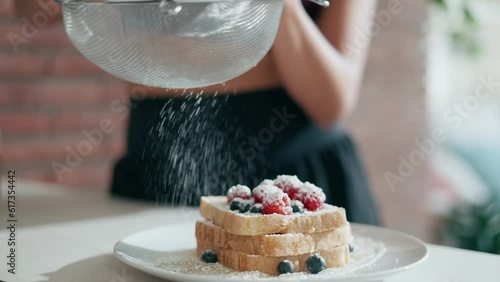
127 53 282 97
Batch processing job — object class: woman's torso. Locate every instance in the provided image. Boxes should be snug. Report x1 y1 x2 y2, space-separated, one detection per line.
112 2 381 225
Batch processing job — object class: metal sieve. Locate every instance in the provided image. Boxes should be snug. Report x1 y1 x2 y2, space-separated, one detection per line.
57 0 329 89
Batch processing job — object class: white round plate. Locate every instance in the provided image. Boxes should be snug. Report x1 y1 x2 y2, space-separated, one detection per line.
114 223 428 282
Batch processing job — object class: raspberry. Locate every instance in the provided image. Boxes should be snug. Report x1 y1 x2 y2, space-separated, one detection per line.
227 185 251 203
262 191 292 215
283 186 301 200
301 194 324 211
252 184 281 203
295 182 326 211
260 179 274 186
274 175 303 200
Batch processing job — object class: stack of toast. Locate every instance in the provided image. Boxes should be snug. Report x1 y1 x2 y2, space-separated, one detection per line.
195 176 352 275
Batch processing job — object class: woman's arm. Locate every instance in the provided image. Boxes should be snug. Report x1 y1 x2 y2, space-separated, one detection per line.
15 0 62 25
272 0 377 128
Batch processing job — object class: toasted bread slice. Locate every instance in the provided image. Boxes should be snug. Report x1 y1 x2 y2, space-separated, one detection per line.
200 196 348 236
196 220 351 256
197 240 349 275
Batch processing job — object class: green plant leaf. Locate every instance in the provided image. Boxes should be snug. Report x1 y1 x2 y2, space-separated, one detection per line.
463 5 477 26
431 0 447 9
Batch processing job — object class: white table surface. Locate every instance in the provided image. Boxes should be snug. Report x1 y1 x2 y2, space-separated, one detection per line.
0 179 499 282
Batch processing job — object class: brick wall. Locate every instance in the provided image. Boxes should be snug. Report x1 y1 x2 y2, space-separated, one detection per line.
0 0 128 189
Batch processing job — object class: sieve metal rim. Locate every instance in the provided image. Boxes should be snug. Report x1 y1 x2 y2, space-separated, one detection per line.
55 0 330 7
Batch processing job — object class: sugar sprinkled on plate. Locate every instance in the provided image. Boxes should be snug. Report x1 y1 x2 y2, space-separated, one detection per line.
152 237 386 280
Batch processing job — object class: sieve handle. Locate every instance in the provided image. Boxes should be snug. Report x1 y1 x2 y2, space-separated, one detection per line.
56 0 330 8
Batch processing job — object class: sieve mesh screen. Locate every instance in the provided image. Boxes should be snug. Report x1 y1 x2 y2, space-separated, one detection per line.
62 1 283 89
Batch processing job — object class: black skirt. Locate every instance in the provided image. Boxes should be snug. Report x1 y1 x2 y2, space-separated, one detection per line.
111 88 380 225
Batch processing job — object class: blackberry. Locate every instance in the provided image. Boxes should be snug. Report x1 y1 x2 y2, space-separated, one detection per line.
249 203 263 214
230 198 243 211
349 243 355 253
306 254 326 274
277 260 294 274
200 250 217 263
239 201 252 213
291 200 305 214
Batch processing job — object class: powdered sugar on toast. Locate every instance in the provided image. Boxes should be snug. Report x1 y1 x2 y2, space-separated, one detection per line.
230 175 327 214
211 196 339 217
198 175 350 275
